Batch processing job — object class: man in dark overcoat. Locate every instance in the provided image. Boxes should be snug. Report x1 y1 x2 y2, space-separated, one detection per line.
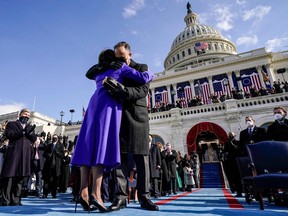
110 42 158 211
239 116 267 156
148 135 161 198
42 134 64 198
163 143 178 195
223 132 243 197
267 107 288 141
0 109 37 206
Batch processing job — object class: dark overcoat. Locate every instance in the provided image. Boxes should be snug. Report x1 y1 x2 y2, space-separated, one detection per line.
42 142 64 180
267 119 288 141
120 59 150 155
1 120 37 177
164 149 178 179
239 126 267 156
149 144 161 178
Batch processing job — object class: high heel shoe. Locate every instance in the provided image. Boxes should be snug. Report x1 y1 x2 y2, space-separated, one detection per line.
90 197 109 213
75 195 90 213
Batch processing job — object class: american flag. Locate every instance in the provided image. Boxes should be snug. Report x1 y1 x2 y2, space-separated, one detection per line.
154 90 169 107
213 79 230 98
176 86 189 108
184 86 192 101
194 42 208 51
179 98 188 108
241 72 262 93
177 87 185 99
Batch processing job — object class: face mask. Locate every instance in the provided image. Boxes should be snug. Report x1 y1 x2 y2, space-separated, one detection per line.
274 113 284 121
116 57 127 63
246 121 254 127
19 116 29 124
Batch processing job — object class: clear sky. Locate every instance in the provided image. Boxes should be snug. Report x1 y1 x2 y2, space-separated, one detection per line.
1 0 288 122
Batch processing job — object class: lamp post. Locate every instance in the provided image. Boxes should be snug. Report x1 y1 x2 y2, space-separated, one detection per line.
60 111 64 125
277 68 286 82
69 109 75 123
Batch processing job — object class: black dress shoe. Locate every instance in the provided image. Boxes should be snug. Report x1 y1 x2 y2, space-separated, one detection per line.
109 199 126 211
140 199 159 211
11 202 22 206
0 202 9 206
75 195 90 212
89 197 109 213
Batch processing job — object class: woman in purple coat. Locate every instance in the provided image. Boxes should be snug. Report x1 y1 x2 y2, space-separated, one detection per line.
71 49 154 212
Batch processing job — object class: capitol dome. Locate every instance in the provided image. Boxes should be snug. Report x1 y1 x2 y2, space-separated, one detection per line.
164 2 237 70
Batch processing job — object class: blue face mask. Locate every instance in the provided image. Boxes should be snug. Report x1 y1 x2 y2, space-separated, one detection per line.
19 116 29 124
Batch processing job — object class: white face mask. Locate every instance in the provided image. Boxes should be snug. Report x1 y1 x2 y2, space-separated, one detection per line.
246 121 254 127
274 113 284 121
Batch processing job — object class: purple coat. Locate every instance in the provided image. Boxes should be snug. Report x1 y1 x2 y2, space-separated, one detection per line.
71 64 153 169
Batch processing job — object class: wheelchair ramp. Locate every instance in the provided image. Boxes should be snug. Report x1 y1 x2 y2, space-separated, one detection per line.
200 162 223 188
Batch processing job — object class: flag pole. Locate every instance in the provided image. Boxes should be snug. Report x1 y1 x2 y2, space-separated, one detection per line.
32 97 36 111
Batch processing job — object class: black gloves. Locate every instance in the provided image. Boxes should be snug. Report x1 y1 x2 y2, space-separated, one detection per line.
103 77 128 99
25 124 36 135
112 83 129 98
110 61 123 70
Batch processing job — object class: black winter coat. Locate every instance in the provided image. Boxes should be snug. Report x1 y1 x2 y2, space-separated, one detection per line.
267 119 288 141
239 126 267 156
119 59 150 155
149 144 161 178
1 120 37 177
163 149 178 179
42 142 64 180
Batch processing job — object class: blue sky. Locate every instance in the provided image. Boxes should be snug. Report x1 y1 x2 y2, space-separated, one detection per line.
1 0 288 122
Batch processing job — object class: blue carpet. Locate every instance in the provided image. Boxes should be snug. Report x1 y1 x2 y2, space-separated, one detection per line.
201 163 223 188
0 188 287 216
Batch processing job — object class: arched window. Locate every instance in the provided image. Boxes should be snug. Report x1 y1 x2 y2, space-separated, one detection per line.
151 135 165 146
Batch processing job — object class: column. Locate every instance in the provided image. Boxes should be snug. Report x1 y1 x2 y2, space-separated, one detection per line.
227 71 235 90
172 83 178 101
208 75 213 94
166 85 172 103
189 79 195 98
256 66 266 89
235 70 243 90
265 64 276 84
151 87 155 108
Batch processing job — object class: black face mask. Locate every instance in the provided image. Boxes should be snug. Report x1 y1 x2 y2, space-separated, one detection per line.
19 116 29 124
116 57 127 63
